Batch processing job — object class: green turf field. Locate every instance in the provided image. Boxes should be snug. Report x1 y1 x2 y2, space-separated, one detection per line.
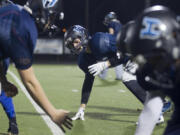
0 64 171 135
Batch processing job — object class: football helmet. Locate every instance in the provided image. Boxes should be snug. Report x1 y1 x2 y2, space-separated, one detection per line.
103 12 119 26
25 0 64 33
64 25 89 54
126 5 180 89
128 6 180 60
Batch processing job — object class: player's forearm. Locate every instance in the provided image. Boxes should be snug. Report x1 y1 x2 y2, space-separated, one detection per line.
81 74 94 104
25 78 56 116
18 68 56 117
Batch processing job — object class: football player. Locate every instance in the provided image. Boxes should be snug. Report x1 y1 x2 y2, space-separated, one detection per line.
98 11 124 80
118 5 180 135
64 24 150 121
0 0 72 133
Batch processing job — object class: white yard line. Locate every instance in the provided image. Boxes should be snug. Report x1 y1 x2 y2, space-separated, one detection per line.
8 70 64 135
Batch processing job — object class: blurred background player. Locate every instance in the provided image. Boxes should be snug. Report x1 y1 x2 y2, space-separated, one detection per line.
117 5 180 135
0 59 18 135
0 0 72 132
98 11 124 80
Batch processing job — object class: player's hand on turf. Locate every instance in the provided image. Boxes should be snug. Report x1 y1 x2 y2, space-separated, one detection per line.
52 109 73 133
72 107 85 121
2 81 18 97
88 61 109 76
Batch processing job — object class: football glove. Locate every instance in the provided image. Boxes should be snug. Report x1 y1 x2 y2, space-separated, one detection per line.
72 107 85 121
88 61 109 76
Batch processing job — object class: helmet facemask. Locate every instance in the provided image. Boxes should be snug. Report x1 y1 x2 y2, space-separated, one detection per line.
65 37 84 54
64 25 89 55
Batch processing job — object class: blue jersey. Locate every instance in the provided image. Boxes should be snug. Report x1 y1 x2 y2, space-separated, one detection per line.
77 31 121 105
78 32 117 74
0 4 37 69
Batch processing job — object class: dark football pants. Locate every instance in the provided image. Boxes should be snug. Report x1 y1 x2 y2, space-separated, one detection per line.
123 80 147 104
163 108 180 135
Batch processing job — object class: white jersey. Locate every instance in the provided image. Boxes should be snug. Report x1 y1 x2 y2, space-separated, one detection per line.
122 60 138 82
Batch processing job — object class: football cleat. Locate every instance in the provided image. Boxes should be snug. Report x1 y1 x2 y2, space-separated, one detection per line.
8 118 19 135
162 101 172 113
156 114 164 125
72 107 85 121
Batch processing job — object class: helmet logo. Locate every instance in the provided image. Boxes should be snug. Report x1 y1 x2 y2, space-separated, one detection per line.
140 17 162 40
74 25 85 33
43 0 58 8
